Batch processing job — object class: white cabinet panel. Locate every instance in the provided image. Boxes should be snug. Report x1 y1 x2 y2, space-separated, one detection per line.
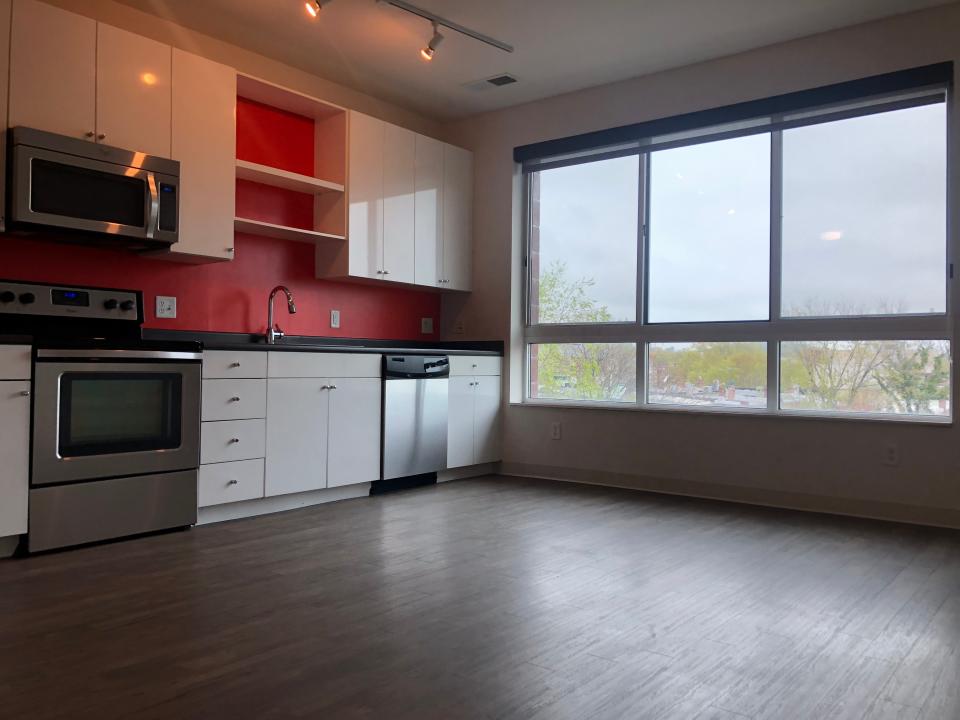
414 134 444 288
447 376 475 469
327 378 381 488
265 379 329 496
268 352 380 379
9 0 96 140
200 419 266 464
0 381 30 537
199 458 264 507
201 379 267 421
96 23 171 157
0 345 31 379
473 375 502 465
202 350 267 379
449 356 502 377
170 49 236 261
442 144 473 291
382 124 416 284
348 111 384 279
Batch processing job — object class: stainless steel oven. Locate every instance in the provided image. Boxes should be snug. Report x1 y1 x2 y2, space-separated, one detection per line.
8 126 179 249
32 349 201 486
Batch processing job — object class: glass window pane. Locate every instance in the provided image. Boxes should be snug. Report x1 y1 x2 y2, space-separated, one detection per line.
530 156 638 324
648 342 767 408
781 104 946 317
780 340 950 416
647 134 771 323
529 343 637 402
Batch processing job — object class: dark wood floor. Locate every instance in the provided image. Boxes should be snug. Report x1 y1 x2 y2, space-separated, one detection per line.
1 476 958 719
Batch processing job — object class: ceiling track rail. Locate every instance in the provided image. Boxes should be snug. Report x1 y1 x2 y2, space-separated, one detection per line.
378 0 514 53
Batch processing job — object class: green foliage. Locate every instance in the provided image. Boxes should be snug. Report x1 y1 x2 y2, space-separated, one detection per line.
875 342 950 414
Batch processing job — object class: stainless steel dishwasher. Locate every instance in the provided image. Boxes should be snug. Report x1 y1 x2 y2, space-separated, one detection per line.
381 355 449 480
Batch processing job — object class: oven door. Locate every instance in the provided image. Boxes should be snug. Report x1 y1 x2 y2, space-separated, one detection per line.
10 144 178 246
32 355 201 486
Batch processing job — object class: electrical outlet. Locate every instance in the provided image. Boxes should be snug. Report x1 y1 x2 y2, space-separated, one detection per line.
421 317 434 334
883 441 900 467
155 295 177 319
330 309 341 329
551 422 562 441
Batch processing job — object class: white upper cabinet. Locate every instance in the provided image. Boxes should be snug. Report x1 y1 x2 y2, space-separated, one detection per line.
382 123 416 284
9 0 97 141
414 134 444 288
442 144 473 291
347 111 384 280
96 23 171 157
169 49 236 262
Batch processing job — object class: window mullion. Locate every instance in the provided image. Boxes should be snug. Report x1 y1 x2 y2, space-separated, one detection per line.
767 129 783 412
637 153 650 405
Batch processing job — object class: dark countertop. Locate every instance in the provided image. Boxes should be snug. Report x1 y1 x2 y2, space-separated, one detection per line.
142 330 503 356
0 335 32 345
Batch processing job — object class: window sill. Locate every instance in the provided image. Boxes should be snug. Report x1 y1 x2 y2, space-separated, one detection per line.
514 399 953 426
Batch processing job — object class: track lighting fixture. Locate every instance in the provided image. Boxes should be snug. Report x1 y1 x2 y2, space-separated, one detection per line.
420 22 443 61
304 0 327 18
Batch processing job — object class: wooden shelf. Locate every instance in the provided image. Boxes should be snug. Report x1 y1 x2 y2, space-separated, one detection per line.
234 217 345 244
236 159 344 195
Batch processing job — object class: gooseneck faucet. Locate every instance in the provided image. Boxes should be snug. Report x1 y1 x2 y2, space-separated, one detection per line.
266 285 296 344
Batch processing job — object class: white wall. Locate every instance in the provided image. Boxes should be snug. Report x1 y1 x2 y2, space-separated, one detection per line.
441 4 960 527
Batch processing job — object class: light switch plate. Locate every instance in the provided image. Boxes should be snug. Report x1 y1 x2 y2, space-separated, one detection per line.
330 309 341 329
421 317 434 334
156 295 177 319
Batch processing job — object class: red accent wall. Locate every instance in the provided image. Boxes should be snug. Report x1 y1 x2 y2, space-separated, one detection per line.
236 98 315 176
0 233 439 339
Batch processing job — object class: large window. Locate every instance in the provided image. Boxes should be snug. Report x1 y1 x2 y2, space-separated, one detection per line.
523 76 950 421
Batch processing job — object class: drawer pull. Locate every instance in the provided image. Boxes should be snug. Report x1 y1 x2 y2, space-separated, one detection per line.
229 396 241 402
329 384 337 390
20 390 31 397
229 437 240 444
227 479 238 486
230 361 241 368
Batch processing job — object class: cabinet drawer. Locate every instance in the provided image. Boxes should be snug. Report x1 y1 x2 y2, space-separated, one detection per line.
199 458 264 507
268 352 381 378
202 350 267 379
449 356 501 377
202 379 266 421
201 419 266 464
0 346 31 380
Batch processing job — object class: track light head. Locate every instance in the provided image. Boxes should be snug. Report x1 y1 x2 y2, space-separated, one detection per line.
420 23 444 61
304 0 325 18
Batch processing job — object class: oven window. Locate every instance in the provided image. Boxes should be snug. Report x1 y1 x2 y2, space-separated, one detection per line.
31 158 146 227
58 373 182 457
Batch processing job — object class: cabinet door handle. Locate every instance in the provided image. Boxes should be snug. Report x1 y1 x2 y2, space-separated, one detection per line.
97 133 107 141
320 385 329 390
383 270 390 275
20 390 31 397
225 247 234 254
85 131 95 138
229 437 240 444
229 396 241 402
230 361 241 368
329 384 337 390
227 479 238 486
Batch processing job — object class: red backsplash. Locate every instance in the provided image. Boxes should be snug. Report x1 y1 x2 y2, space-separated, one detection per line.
236 98 316 176
0 233 439 339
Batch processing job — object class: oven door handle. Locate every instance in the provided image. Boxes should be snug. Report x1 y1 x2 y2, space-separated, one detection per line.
146 172 159 240
36 349 202 361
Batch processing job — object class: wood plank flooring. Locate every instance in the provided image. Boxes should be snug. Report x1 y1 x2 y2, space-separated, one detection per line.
1 476 958 719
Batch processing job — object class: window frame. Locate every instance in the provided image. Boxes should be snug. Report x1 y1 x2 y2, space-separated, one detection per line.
522 102 952 423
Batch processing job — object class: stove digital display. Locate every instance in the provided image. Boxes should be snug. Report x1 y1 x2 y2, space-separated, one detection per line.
52 289 90 307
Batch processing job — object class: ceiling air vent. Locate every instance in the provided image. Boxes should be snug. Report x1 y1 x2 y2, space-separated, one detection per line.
463 73 518 92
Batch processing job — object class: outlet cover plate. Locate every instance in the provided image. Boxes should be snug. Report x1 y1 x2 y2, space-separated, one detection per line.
156 295 177 319
330 309 341 329
421 317 434 334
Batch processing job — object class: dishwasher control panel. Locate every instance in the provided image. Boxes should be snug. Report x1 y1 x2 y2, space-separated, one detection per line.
383 355 450 379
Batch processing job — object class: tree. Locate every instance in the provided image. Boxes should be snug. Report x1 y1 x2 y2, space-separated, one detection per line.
782 340 887 410
875 341 949 414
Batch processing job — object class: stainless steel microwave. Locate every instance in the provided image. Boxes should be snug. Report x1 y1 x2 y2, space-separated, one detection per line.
8 127 179 249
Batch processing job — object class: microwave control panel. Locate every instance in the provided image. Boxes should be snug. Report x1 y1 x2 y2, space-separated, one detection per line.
0 281 139 320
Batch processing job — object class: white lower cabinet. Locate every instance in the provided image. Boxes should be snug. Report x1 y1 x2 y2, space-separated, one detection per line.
327 378 381 488
265 378 330 496
0 379 30 537
447 357 502 469
199 458 264 507
200 418 266 464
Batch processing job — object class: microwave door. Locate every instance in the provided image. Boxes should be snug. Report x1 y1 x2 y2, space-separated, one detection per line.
14 145 152 239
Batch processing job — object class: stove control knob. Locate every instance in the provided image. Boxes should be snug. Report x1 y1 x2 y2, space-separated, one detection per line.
119 300 135 312
19 292 35 305
103 298 119 310
0 290 15 303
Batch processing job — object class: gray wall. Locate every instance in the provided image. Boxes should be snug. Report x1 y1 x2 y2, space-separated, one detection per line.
441 4 960 527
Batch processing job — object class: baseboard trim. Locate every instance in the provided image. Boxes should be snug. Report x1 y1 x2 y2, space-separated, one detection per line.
438 462 498 483
499 462 960 530
198 483 371 525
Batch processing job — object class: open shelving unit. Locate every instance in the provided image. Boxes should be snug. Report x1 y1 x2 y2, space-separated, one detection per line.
234 74 348 245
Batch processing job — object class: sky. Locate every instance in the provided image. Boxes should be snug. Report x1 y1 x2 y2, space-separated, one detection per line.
535 103 946 324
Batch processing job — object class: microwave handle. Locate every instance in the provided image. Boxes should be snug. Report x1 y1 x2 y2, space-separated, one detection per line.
146 172 159 240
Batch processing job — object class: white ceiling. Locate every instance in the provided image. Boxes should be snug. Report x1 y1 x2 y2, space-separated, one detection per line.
120 0 951 120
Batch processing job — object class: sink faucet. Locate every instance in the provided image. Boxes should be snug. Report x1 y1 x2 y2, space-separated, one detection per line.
266 285 296 344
